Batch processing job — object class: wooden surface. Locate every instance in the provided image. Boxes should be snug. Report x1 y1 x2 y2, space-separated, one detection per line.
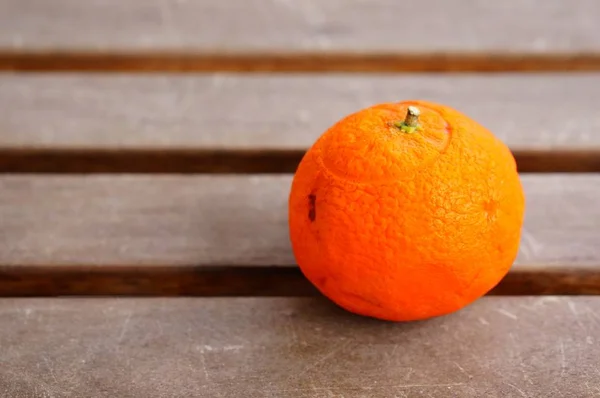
2 0 600 72
1 74 599 173
3 0 600 394
1 296 599 397
2 174 598 266
2 0 598 53
0 174 599 295
3 74 599 149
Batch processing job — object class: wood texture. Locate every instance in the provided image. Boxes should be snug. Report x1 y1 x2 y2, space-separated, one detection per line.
1 297 600 397
0 174 599 296
2 0 600 72
1 74 600 172
3 74 599 149
3 0 598 53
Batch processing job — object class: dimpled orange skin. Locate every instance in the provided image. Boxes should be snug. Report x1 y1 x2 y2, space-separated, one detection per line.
288 100 525 322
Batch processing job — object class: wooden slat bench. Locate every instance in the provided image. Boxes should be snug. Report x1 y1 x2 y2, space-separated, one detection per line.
2 297 600 397
1 74 600 173
0 174 599 296
2 0 600 72
1 0 600 396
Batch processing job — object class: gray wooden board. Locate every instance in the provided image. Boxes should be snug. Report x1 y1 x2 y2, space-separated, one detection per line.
1 0 599 54
0 174 597 266
1 296 600 397
1 74 599 150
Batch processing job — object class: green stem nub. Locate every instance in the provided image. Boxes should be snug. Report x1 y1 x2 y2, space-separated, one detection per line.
394 106 421 133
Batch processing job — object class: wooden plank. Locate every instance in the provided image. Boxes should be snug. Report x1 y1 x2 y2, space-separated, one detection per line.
3 74 599 150
1 74 599 173
1 297 600 397
3 0 598 53
0 174 599 296
1 0 600 72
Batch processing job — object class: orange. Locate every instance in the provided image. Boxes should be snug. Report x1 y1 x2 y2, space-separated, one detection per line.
288 100 525 321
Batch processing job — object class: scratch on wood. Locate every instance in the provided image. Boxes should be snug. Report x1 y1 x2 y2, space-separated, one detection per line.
519 296 560 311
506 383 528 397
522 370 534 386
584 381 600 393
200 349 211 382
519 228 544 259
496 308 518 320
227 345 245 351
452 361 472 379
508 333 524 364
559 339 566 377
286 317 299 343
42 355 59 386
390 344 399 356
266 383 464 393
154 318 164 336
7 368 59 398
567 300 578 316
116 310 133 346
566 298 587 332
390 383 466 389
294 340 350 378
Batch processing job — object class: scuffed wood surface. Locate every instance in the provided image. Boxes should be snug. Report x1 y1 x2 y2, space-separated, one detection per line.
1 0 599 54
1 297 600 397
1 74 599 172
0 174 598 267
2 74 599 150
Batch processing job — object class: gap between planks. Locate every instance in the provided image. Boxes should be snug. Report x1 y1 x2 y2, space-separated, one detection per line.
2 52 600 73
1 264 600 297
0 149 599 174
2 74 600 173
3 0 600 73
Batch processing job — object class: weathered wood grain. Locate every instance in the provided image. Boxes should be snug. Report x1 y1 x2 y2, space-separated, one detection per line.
2 175 596 266
1 0 600 72
3 74 598 150
1 74 599 172
3 0 598 53
0 174 598 295
1 297 600 397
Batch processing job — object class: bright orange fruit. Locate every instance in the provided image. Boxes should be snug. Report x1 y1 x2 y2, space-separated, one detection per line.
288 100 525 321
